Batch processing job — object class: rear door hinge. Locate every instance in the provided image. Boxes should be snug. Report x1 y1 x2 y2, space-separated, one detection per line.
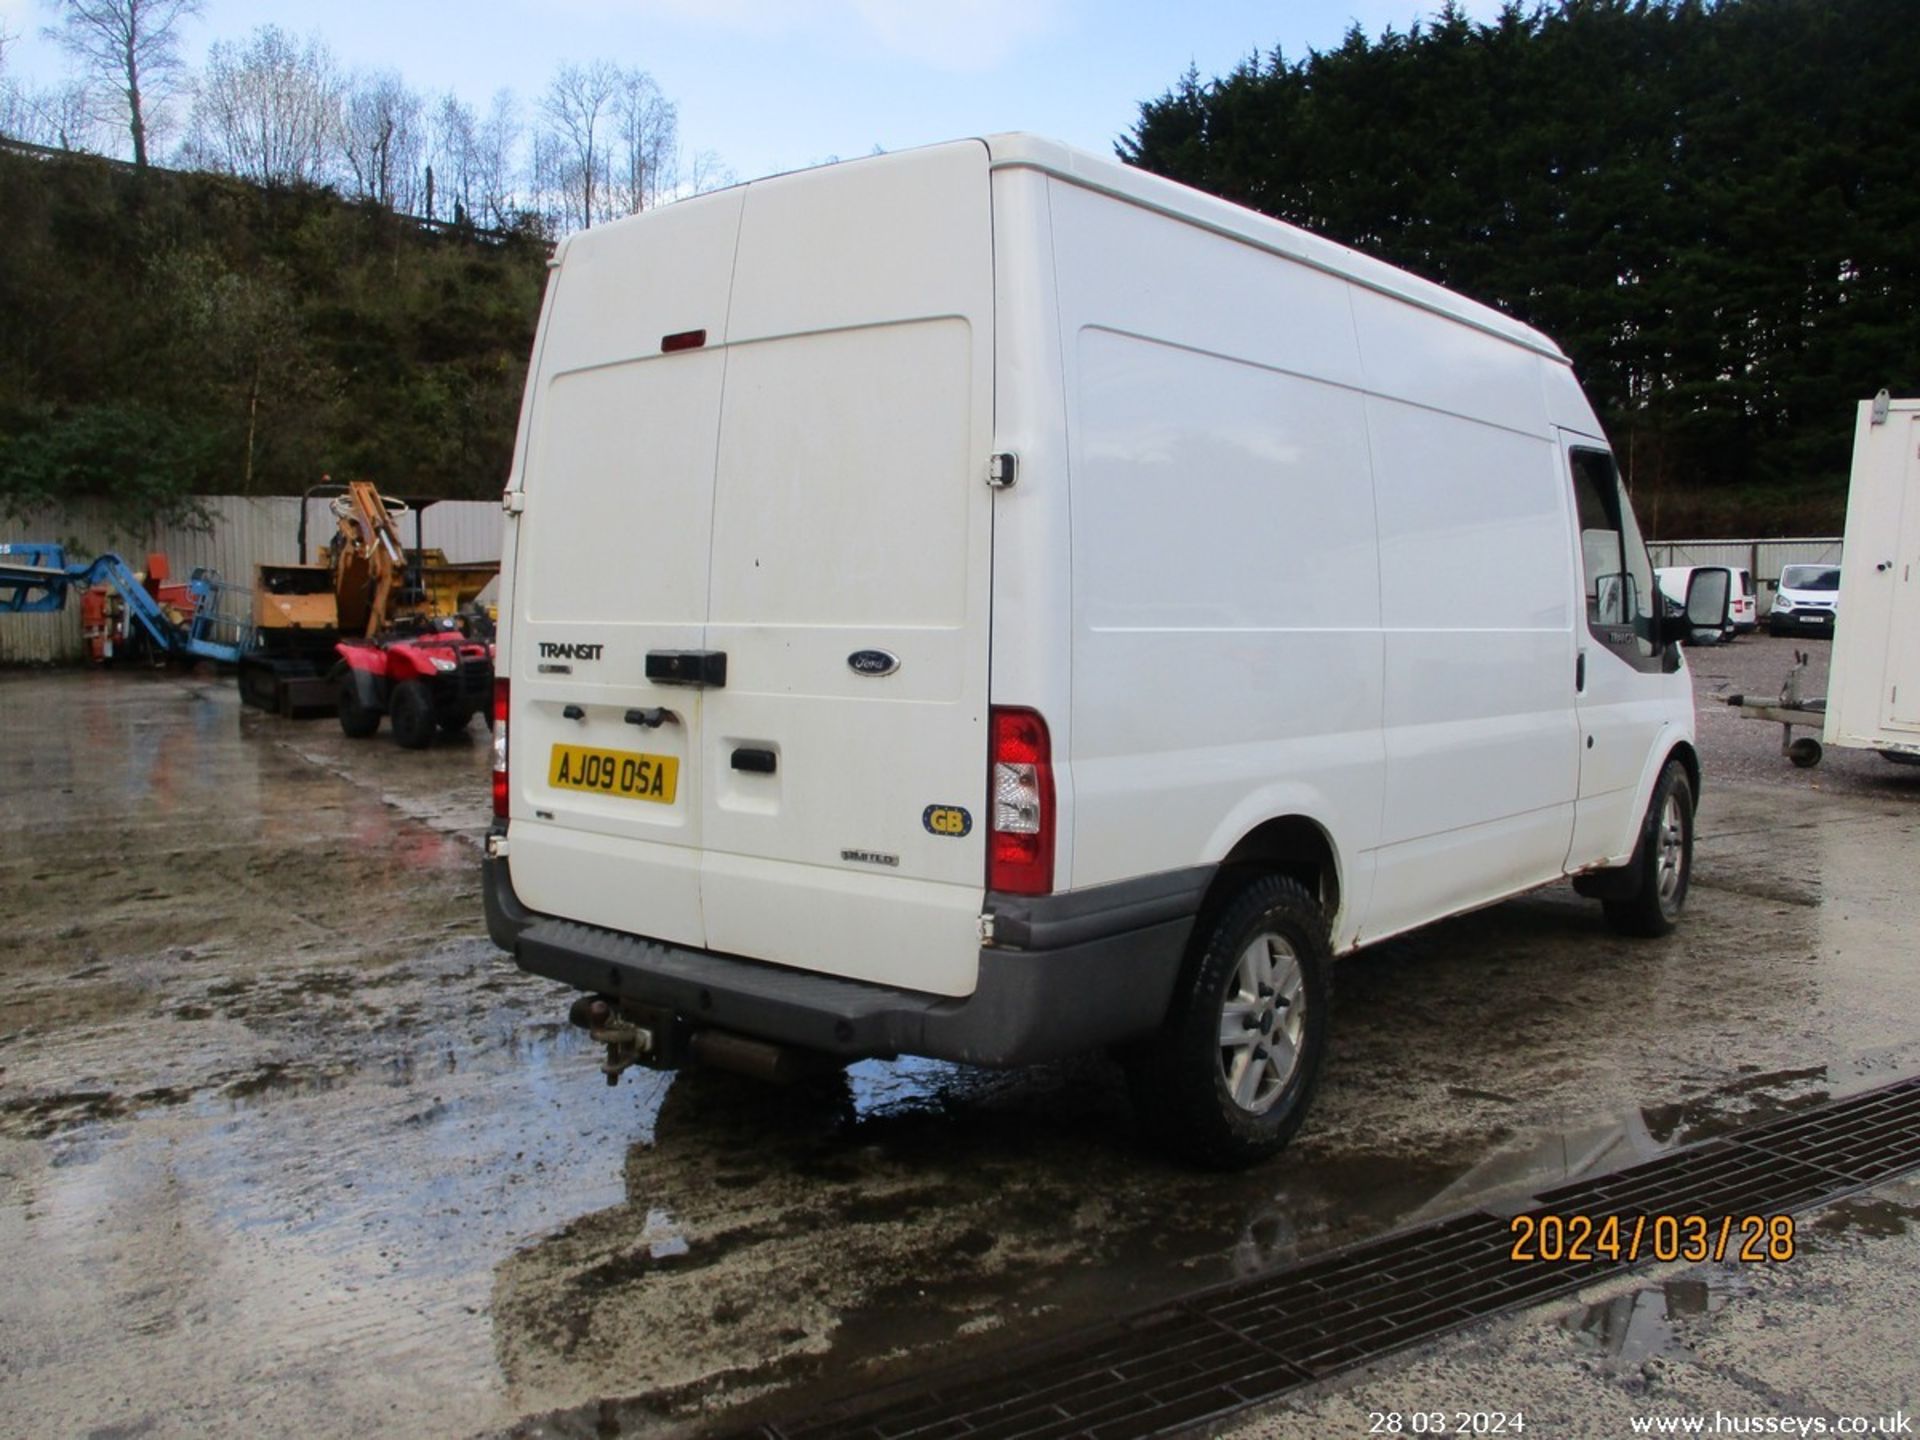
977 912 997 945
986 453 1017 490
502 491 526 515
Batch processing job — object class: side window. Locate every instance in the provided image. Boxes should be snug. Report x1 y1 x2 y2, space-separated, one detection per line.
1569 447 1660 667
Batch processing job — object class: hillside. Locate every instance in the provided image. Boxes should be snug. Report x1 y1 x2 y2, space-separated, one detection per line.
0 145 549 531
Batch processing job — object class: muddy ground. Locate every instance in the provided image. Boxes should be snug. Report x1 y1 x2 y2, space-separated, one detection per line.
1 635 1916 1439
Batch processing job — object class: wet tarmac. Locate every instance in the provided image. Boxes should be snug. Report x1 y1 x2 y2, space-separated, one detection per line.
1 660 1916 1438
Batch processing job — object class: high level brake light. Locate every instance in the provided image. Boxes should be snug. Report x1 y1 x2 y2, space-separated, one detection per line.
491 679 510 819
988 706 1054 896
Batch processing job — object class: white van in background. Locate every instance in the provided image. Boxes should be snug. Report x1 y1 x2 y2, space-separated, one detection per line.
483 136 1720 1168
1771 564 1842 636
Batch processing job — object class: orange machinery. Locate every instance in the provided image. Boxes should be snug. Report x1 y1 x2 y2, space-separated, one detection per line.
239 480 498 715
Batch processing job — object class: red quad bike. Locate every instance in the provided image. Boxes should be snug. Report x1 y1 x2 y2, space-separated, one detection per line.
333 619 495 749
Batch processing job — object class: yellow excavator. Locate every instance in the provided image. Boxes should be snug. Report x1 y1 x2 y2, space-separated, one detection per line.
239 480 498 716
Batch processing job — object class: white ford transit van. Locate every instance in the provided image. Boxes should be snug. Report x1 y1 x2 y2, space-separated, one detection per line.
483 136 1716 1167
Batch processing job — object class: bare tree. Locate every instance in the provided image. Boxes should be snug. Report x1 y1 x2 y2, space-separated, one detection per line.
474 88 522 229
185 25 339 187
45 0 202 167
339 69 424 211
430 91 477 224
1 78 104 149
607 68 675 216
538 59 621 230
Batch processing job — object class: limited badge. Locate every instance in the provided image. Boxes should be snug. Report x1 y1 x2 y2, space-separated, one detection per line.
922 805 972 838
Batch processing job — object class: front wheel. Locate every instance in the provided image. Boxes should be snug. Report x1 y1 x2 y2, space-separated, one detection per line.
389 680 436 750
1602 761 1694 937
1125 873 1331 1170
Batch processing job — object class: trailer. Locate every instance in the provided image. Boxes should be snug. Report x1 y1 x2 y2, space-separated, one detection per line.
1727 392 1920 768
0 543 250 665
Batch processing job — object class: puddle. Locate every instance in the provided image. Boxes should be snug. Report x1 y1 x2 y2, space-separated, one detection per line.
1563 1270 1753 1368
1806 1194 1920 1241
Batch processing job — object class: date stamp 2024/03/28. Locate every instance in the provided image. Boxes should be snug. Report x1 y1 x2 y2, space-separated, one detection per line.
1509 1213 1797 1265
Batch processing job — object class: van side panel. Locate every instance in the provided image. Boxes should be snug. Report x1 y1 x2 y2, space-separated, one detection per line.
1047 180 1385 937
1361 388 1580 939
1048 177 1585 949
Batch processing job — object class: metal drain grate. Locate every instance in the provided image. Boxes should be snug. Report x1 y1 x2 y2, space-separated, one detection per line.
720 1074 1920 1440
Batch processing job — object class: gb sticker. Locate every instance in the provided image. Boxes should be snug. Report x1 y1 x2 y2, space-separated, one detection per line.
922 805 972 838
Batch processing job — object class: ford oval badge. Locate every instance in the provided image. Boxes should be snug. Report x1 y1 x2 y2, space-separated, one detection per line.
847 649 900 678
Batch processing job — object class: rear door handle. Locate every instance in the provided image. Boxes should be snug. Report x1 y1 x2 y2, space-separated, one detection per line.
1575 651 1586 693
731 747 776 774
646 650 726 688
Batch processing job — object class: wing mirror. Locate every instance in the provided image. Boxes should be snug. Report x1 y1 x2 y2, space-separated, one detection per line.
1676 567 1731 645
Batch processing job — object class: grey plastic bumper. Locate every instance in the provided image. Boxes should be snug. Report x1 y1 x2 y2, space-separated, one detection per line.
483 847 1210 1067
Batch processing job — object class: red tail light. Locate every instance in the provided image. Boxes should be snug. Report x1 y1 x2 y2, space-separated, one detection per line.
491 679 510 819
988 706 1054 896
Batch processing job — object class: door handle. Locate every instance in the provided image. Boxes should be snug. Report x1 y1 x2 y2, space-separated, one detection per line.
1575 651 1587 693
646 650 727 688
624 708 673 729
731 747 777 774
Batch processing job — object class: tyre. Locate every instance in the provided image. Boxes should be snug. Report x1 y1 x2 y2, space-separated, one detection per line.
437 709 475 735
335 665 381 738
389 680 436 749
1787 736 1823 769
1602 760 1694 938
1125 872 1331 1170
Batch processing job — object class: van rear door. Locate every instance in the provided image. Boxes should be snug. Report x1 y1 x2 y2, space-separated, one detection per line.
698 145 995 998
507 189 745 950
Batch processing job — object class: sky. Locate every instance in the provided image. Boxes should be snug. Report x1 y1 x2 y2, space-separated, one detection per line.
0 0 1512 182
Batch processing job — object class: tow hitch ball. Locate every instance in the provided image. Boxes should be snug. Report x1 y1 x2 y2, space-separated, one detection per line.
567 994 651 1085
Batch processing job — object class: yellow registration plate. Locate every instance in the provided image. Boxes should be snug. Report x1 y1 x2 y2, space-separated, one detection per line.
547 744 679 804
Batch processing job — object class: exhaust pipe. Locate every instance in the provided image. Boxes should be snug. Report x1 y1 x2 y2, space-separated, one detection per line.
563 994 824 1086
688 1029 825 1085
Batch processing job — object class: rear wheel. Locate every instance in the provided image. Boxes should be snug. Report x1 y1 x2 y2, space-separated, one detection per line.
389 680 436 750
1602 761 1694 937
335 664 381 738
436 704 475 735
1126 872 1330 1170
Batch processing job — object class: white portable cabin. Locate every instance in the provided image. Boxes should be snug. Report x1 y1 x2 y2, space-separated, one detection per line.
1826 394 1920 760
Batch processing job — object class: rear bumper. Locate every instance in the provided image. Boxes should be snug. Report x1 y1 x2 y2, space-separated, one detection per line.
483 843 1208 1067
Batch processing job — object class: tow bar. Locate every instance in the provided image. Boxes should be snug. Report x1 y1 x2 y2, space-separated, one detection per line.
566 995 652 1084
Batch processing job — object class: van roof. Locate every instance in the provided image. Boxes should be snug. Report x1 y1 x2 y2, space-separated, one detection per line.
981 134 1567 363
613 134 1569 367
